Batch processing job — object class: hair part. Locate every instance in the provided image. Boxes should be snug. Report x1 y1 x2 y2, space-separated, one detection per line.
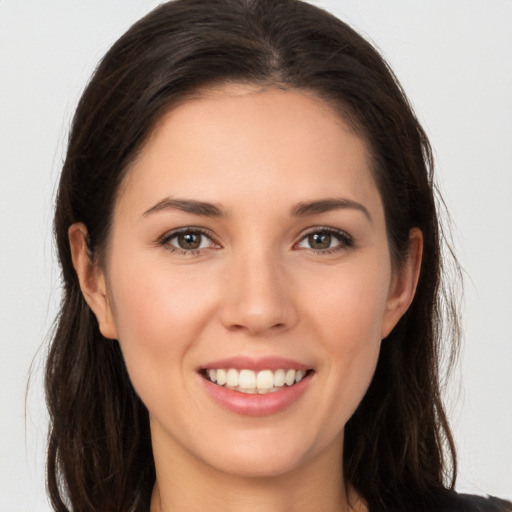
47 1 461 510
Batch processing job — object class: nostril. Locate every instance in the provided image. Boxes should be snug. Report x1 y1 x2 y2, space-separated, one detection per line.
226 321 287 335
227 324 245 332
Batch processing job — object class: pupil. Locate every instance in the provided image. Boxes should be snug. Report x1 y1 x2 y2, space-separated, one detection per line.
178 232 201 250
309 232 331 249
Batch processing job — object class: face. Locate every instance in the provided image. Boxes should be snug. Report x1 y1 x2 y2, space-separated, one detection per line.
73 85 419 482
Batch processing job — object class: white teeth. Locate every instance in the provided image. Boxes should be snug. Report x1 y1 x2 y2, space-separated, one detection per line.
295 370 306 383
216 369 227 386
285 369 296 386
204 367 309 394
226 368 239 387
239 369 256 389
273 369 286 387
256 370 274 389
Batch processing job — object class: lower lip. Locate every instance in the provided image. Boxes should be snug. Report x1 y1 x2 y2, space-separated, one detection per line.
201 374 312 416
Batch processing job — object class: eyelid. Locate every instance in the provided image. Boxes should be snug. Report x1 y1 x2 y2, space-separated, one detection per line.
156 225 353 255
158 226 221 253
295 226 354 252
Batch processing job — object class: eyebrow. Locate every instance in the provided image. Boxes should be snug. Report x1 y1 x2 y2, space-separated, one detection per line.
142 196 371 222
142 198 228 218
291 198 372 222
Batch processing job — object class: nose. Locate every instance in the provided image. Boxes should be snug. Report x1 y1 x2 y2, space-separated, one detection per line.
219 249 299 336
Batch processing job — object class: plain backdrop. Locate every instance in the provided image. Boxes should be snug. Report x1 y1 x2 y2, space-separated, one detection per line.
0 1 511 510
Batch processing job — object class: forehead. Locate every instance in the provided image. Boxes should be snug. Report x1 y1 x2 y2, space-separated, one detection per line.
116 85 381 221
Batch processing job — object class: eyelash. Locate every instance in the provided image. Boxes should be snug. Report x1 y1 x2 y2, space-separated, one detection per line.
157 227 354 255
158 227 220 256
295 227 354 254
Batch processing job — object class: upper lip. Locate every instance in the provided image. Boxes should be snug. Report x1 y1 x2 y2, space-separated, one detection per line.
199 356 311 372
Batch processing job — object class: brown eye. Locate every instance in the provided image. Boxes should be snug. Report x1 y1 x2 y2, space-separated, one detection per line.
162 229 215 252
177 232 202 250
308 232 332 250
297 228 353 252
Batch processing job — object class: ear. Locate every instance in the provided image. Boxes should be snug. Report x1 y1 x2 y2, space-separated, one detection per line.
68 223 118 340
381 228 423 339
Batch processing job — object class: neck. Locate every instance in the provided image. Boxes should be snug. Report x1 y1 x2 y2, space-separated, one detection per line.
149 431 365 512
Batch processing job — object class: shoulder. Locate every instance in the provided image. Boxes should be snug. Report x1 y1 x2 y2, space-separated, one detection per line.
448 494 512 512
429 492 512 512
384 492 512 512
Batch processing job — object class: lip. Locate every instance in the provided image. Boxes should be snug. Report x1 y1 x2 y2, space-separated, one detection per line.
199 355 310 372
198 356 313 416
201 373 312 416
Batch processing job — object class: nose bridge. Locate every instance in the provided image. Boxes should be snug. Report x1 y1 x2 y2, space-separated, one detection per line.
220 242 297 335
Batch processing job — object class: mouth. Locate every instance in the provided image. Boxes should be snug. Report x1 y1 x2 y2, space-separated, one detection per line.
200 368 313 395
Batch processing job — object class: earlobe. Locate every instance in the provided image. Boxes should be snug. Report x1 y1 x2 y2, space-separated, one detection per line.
68 223 118 340
381 228 423 339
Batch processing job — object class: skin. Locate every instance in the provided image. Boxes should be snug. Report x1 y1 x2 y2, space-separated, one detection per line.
70 85 422 512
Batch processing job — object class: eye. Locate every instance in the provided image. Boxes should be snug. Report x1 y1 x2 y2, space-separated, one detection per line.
159 228 218 253
296 228 353 252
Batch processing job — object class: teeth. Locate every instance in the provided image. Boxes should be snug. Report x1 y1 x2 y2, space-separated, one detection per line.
204 368 309 394
256 370 273 389
226 368 239 387
285 369 296 386
273 369 285 387
239 369 256 389
295 370 306 382
216 369 227 386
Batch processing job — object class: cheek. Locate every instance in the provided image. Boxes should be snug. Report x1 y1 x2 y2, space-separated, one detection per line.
110 258 214 339
304 260 389 413
307 259 391 347
106 259 219 392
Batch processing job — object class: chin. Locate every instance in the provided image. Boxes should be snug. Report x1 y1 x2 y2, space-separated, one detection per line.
192 425 341 481
205 447 310 479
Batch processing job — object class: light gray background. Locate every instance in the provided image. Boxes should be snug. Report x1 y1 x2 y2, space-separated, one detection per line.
1 1 511 510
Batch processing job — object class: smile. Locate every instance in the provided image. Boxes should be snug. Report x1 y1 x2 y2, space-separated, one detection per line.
203 368 309 394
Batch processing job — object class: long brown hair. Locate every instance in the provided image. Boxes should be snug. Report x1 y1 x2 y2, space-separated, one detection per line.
46 1 461 510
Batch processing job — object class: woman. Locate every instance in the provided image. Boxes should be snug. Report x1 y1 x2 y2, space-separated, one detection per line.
45 0 511 511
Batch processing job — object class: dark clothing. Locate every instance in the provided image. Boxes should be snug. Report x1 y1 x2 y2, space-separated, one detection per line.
440 494 512 512
385 493 512 512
